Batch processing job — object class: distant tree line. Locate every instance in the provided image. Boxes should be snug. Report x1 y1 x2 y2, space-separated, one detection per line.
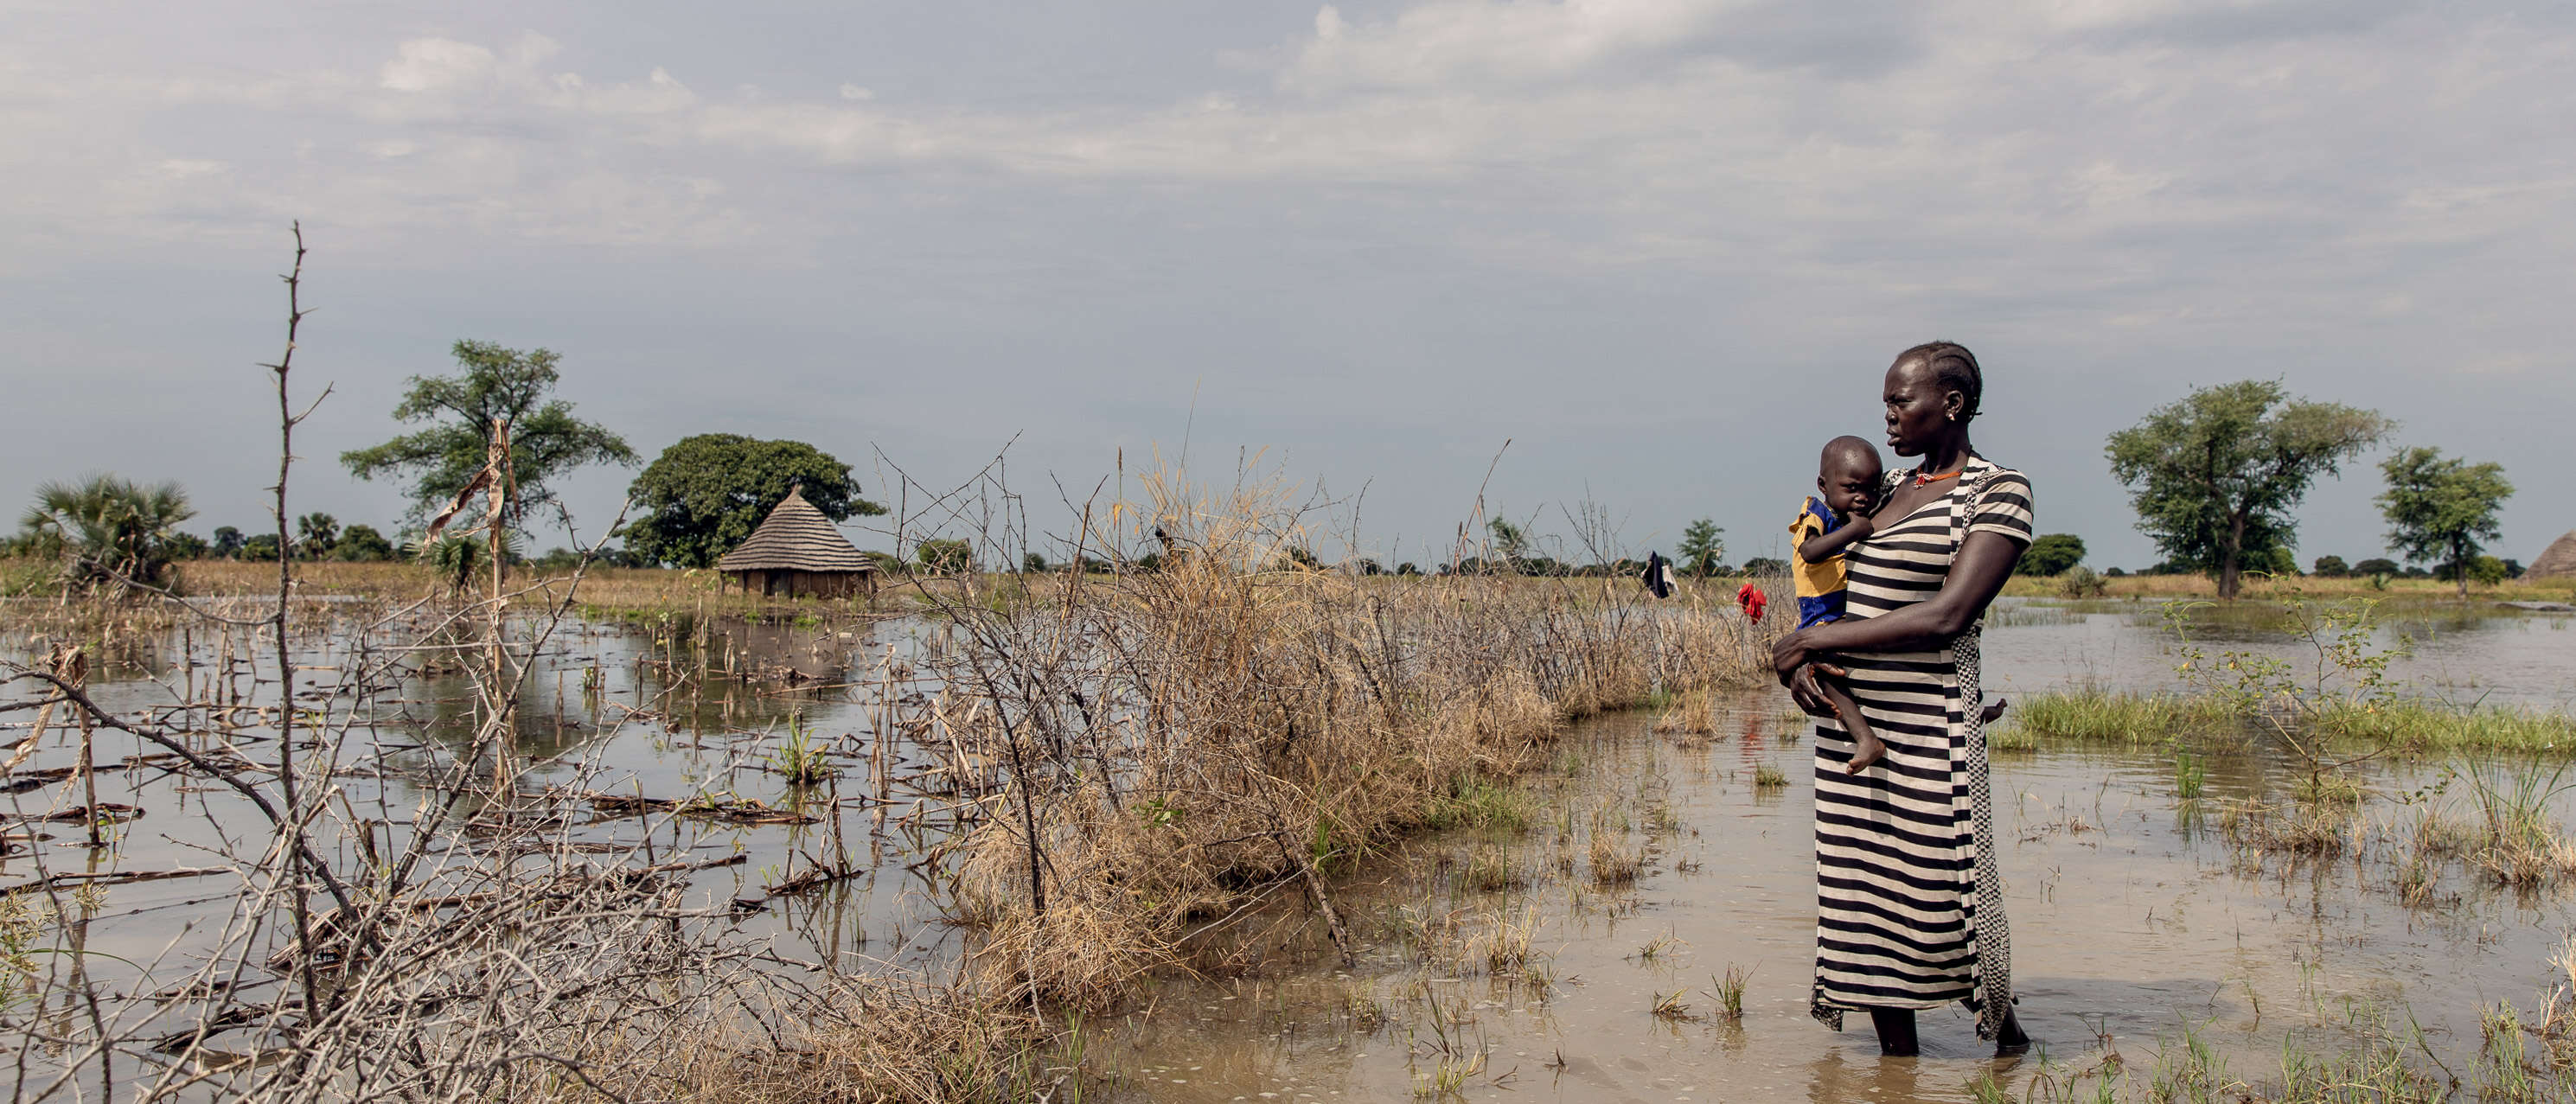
3 348 2533 602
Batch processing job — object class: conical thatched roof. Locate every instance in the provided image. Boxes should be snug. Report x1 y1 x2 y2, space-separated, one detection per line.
716 488 874 573
2532 530 2576 579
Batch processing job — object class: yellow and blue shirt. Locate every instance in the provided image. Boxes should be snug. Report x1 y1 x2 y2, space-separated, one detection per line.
1789 496 1849 629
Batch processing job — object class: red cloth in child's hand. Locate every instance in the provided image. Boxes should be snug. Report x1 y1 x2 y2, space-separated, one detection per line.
1735 583 1767 623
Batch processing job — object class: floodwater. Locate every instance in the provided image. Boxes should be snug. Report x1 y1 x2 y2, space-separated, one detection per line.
0 605 972 1040
1085 708 2576 1102
1088 597 2576 1102
1 594 2571 1101
1980 595 2576 710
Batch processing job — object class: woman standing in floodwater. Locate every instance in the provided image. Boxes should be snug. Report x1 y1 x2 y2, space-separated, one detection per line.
1771 341 2033 1056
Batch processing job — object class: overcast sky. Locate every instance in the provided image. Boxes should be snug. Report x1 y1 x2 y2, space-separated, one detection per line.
4 0 2570 571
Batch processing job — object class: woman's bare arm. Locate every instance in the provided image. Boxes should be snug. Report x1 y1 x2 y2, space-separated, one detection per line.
1774 530 2023 713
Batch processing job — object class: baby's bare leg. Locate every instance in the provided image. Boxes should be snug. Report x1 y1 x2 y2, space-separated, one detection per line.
1816 671 1886 774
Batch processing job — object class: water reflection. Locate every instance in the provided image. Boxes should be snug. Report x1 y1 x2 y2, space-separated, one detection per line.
2 595 2571 1102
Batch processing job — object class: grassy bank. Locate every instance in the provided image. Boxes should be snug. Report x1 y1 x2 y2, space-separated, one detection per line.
1992 688 2576 755
1987 688 2240 750
2002 570 2576 603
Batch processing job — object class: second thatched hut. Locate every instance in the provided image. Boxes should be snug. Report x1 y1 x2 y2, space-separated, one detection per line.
2532 530 2576 580
716 487 878 599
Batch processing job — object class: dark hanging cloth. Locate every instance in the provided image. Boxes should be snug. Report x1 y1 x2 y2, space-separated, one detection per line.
1641 551 1675 598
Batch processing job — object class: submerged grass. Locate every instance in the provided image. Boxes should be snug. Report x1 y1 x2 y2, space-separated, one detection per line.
1987 689 2237 751
2015 989 2576 1103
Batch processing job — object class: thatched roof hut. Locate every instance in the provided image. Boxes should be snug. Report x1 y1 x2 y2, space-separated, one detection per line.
2532 530 2576 580
716 487 877 599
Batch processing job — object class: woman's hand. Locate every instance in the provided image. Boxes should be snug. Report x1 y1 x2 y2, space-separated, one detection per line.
1773 629 1851 716
1772 628 1812 682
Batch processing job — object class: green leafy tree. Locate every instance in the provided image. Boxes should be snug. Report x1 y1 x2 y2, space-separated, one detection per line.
2352 558 2400 578
1678 519 1726 578
18 475 197 593
1741 556 1787 577
2375 446 2513 597
1486 518 1528 563
334 524 396 562
164 532 210 561
531 547 585 573
296 512 340 559
2105 380 2391 599
916 538 974 575
2468 555 2509 586
241 533 281 562
2015 533 2086 577
2311 555 2350 578
622 435 884 568
341 341 636 529
1022 552 1049 573
211 526 246 559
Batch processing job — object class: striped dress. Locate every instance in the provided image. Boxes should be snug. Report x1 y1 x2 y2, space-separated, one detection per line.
1809 456 2033 1040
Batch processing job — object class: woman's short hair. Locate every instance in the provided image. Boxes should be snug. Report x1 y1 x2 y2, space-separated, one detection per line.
1899 341 1982 421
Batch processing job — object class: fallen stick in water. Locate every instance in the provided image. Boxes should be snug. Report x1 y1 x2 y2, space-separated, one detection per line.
3 866 233 893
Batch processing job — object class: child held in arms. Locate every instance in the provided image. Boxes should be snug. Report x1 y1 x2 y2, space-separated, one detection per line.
1790 437 1893 773
1790 436 2004 774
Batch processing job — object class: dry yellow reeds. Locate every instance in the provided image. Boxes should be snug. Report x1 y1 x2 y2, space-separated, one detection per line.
900 462 1777 1012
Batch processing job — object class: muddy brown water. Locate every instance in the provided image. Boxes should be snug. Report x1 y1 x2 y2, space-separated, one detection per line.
0 596 2569 1101
1085 706 2576 1102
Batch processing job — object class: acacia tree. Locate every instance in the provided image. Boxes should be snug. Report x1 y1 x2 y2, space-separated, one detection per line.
623 434 885 568
1678 519 1726 577
2106 380 2391 599
2376 446 2512 597
341 341 636 530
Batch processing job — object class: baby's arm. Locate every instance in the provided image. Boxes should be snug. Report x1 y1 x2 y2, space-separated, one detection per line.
1797 514 1875 562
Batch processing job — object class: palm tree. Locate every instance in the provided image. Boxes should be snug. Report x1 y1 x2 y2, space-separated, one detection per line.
19 475 197 594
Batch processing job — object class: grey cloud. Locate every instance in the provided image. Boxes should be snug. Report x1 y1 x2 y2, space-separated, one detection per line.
2067 0 2436 48
0 1 2569 571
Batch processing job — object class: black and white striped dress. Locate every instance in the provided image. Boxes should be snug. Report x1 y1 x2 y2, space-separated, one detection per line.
1810 456 2033 1040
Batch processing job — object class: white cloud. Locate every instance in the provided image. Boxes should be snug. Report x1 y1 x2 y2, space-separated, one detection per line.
838 84 874 101
380 38 500 93
1282 0 1734 93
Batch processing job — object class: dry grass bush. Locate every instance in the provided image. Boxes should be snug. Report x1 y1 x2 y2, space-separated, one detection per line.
1461 904 1544 979
1652 687 1717 738
2219 798 2352 859
903 462 1775 1013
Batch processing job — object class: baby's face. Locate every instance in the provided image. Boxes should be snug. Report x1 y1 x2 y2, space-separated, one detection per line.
1818 456 1882 515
